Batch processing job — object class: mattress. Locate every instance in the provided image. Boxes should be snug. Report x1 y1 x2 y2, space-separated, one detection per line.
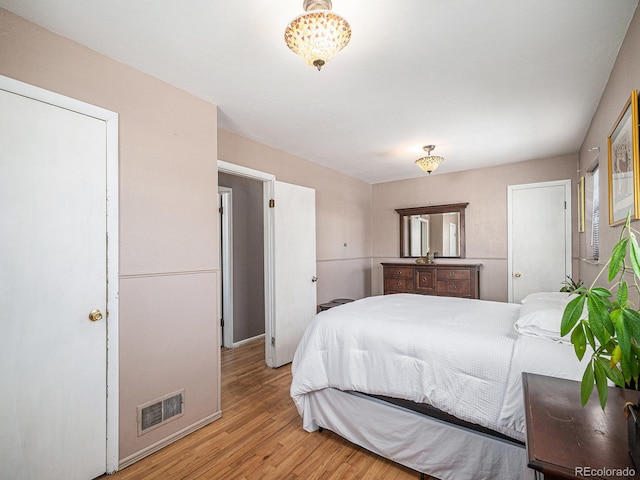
291 293 587 442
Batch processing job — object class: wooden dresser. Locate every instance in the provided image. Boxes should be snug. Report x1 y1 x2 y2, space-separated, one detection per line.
382 263 481 299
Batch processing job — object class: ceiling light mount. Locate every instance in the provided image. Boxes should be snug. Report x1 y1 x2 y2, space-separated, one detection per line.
415 145 445 174
285 0 351 71
303 0 332 10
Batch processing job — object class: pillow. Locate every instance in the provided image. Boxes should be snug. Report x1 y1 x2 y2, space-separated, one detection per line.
520 291 574 305
514 295 577 343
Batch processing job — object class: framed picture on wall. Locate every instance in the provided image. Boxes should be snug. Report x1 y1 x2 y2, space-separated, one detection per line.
608 90 640 225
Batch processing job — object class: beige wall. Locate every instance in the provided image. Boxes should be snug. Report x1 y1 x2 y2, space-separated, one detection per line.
578 7 640 294
0 9 220 464
372 154 578 301
218 128 373 304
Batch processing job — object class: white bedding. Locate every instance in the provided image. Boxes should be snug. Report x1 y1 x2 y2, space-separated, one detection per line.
291 293 587 442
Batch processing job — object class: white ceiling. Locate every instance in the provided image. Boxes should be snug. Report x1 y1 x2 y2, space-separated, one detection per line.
1 0 638 183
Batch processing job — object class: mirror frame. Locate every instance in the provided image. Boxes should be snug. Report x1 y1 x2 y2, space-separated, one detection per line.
396 203 469 258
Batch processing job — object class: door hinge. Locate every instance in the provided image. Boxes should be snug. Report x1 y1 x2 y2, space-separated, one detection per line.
220 318 224 327
269 199 275 208
271 336 275 346
219 206 223 214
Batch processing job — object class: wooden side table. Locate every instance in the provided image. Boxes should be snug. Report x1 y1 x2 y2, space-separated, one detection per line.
523 372 640 479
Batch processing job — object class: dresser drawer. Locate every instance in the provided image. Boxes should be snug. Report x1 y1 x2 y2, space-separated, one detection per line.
384 266 414 279
385 277 413 292
437 269 471 281
436 280 471 296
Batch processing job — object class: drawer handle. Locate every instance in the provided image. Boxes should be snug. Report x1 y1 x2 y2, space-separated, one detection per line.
397 281 402 286
396 270 402 275
449 271 454 277
451 284 457 289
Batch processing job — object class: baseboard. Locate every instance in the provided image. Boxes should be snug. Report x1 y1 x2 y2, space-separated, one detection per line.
232 333 265 348
116 410 222 471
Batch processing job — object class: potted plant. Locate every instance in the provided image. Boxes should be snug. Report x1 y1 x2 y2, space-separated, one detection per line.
560 275 583 293
561 213 640 465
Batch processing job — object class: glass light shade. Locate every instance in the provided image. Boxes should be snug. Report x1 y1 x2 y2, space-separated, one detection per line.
285 11 351 70
415 155 444 174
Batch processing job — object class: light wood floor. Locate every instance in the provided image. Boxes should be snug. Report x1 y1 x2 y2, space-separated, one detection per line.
103 338 430 479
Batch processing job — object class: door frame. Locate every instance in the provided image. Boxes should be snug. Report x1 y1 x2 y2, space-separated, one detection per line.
507 179 571 303
217 160 277 366
0 74 120 473
218 187 234 348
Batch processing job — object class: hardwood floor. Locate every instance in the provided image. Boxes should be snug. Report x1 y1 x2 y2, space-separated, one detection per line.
104 338 429 479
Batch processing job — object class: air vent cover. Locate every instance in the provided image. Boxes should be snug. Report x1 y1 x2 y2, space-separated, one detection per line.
138 389 184 435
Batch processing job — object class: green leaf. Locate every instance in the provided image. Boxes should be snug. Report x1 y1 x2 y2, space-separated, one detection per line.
610 367 626 387
590 287 613 298
561 295 585 337
587 294 611 346
608 237 628 282
581 363 595 407
630 232 640 278
571 323 587 360
625 308 640 343
617 282 629 307
594 360 609 410
583 322 596 351
603 308 615 337
622 347 640 383
600 357 626 387
611 310 631 360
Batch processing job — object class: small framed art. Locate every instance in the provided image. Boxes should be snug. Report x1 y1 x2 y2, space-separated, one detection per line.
608 90 640 225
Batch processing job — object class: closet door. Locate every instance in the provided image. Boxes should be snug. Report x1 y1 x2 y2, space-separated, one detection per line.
508 180 571 303
0 83 113 479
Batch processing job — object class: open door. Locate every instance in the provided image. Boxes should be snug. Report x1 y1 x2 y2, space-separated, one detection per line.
267 181 317 367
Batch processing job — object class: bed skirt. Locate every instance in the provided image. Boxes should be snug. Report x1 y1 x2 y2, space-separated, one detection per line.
301 388 535 480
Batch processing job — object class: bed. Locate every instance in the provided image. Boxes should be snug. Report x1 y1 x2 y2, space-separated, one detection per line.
290 293 588 480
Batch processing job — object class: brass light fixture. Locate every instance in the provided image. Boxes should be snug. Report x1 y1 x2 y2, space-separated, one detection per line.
284 0 351 71
415 145 445 174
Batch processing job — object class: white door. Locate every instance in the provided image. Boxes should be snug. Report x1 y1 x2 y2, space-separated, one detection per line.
0 87 110 478
268 181 317 367
508 180 571 303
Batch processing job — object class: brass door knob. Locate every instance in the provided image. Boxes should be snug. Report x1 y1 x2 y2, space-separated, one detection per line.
514 272 522 278
89 309 103 322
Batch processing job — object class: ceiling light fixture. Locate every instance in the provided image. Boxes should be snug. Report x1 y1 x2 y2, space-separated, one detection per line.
284 0 351 71
415 145 445 174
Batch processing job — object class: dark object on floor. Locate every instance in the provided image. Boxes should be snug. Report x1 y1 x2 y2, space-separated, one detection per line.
318 298 355 311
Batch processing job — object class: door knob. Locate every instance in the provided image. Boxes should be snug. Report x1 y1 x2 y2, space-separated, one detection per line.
311 276 318 283
514 272 522 278
89 309 103 322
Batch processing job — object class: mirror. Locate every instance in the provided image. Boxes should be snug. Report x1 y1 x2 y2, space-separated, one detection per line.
396 203 468 258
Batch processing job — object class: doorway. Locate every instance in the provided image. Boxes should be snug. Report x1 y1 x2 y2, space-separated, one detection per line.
507 179 572 303
216 160 317 368
218 176 266 348
0 76 119 476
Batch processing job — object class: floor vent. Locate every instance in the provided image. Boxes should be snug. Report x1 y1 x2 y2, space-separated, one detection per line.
137 389 184 435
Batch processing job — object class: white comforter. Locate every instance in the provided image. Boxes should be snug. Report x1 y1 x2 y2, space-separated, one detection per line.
290 294 586 442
